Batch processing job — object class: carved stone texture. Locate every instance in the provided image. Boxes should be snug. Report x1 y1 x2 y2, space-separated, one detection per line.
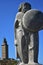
22 9 43 32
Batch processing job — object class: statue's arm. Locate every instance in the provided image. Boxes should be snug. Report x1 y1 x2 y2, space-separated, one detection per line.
14 20 18 46
14 26 18 46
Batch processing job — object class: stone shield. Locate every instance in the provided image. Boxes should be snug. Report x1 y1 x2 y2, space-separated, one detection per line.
22 9 43 32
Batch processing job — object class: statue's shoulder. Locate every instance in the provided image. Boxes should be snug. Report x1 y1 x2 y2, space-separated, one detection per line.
15 12 24 23
16 12 24 19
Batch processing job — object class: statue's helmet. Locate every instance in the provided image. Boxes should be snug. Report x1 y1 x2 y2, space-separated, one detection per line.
18 2 31 13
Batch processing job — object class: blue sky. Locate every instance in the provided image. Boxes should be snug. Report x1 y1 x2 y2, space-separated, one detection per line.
0 0 43 64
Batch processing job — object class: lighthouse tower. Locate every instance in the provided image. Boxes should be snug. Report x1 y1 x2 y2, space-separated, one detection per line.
1 38 8 59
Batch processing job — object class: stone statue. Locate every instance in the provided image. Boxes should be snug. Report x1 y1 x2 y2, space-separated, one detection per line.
14 2 31 63
14 2 43 65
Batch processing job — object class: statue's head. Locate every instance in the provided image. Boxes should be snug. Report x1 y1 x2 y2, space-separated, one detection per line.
18 2 31 13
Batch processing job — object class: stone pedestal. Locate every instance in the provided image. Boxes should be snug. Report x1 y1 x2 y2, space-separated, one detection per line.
18 62 42 65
